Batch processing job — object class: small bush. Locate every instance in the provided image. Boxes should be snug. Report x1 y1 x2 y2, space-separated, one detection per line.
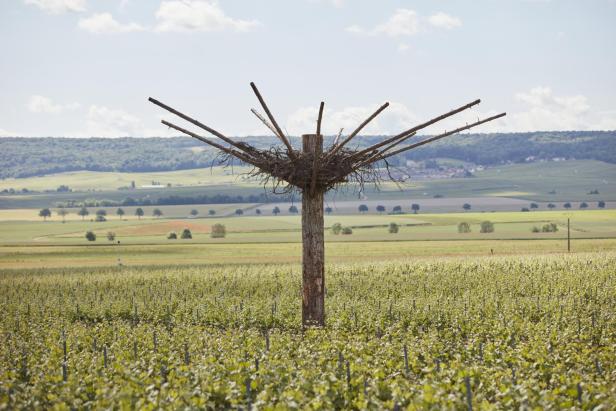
95 214 107 222
211 224 226 238
85 231 96 241
542 223 558 233
521 207 530 212
388 223 399 234
579 202 588 209
180 228 192 239
341 227 353 235
458 222 471 233
531 226 541 233
331 223 342 235
167 231 177 240
480 221 494 233
106 232 116 241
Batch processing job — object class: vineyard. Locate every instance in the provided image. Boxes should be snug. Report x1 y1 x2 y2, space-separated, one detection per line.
1 254 615 409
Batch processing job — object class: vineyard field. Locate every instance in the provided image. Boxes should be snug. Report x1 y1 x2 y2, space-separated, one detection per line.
1 254 615 409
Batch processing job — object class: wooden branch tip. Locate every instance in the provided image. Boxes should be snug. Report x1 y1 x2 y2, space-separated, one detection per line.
316 102 325 136
250 82 297 159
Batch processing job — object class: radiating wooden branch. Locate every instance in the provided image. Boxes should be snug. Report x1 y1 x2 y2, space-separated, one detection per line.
357 131 417 168
348 99 481 162
250 82 297 159
324 102 389 162
149 97 256 157
251 108 280 138
316 102 324 136
363 112 506 166
161 120 259 167
332 128 344 148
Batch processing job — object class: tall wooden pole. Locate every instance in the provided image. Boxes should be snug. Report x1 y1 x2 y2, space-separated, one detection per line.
302 134 325 327
567 218 570 253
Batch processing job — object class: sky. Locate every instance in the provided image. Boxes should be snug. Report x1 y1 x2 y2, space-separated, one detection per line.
1 0 615 138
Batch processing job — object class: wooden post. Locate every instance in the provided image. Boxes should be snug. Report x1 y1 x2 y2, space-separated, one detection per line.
302 134 325 327
567 218 570 253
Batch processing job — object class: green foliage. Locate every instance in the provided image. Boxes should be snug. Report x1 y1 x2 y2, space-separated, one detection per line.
325 207 333 214
411 204 420 214
0 255 615 408
235 209 244 216
84 231 96 241
116 208 125 218
272 207 280 216
180 228 192 239
167 231 177 240
580 202 589 209
463 203 471 211
331 223 342 235
392 205 402 214
38 208 51 220
542 223 559 233
388 222 399 234
480 221 494 233
190 209 199 217
211 224 226 239
341 226 353 235
208 209 216 216
598 201 606 208
376 205 386 213
135 208 144 219
532 226 541 233
358 204 368 213
289 205 298 214
95 215 106 222
78 207 89 220
458 222 471 233
153 208 163 218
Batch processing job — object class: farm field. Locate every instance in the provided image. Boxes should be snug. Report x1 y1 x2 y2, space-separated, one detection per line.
1 254 614 408
1 160 614 210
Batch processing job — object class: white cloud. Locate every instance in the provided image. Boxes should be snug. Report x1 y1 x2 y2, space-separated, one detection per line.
286 102 418 136
23 0 86 14
347 9 462 38
428 12 462 30
78 13 144 34
27 95 80 113
309 0 346 8
347 9 419 37
86 105 146 137
155 0 260 32
0 128 20 137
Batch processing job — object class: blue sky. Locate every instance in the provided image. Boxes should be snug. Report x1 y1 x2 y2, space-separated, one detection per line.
1 0 615 137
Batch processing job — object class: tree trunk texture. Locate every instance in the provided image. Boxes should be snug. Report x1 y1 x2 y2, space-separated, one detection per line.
301 134 325 327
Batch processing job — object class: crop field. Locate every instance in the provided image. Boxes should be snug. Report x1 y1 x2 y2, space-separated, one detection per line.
1 254 614 408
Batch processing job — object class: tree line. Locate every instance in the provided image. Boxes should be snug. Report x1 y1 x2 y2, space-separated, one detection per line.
1 131 614 179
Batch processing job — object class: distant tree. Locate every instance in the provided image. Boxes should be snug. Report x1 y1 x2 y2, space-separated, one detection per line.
208 209 216 216
392 205 402 214
180 228 192 239
57 208 68 223
588 189 599 195
130 181 136 189
85 231 96 241
547 203 556 209
96 209 107 218
388 222 399 233
272 206 281 216
358 204 368 213
341 226 353 235
325 206 333 214
189 209 199 217
331 223 342 235
211 224 226 238
135 208 144 220
106 231 116 241
235 209 244 216
530 203 539 209
116 208 125 219
376 205 386 213
463 203 471 211
521 207 530 212
153 208 163 218
167 231 177 240
289 205 299 214
95 214 106 222
541 223 558 232
255 209 261 215
531 226 541 233
458 222 471 233
579 202 588 209
78 207 89 220
480 221 494 233
56 185 71 192
564 202 572 209
411 204 420 214
598 200 606 208
39 208 51 221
